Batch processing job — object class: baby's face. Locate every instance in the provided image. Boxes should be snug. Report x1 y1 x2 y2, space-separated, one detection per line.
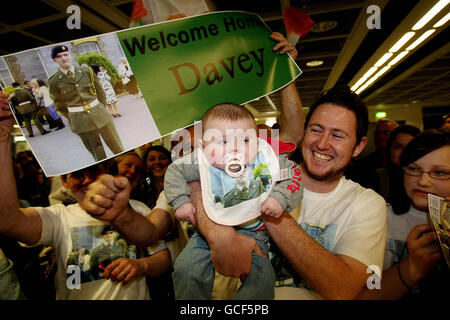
202 118 258 171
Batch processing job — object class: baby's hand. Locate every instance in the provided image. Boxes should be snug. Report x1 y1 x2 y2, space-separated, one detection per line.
261 197 283 218
175 202 196 225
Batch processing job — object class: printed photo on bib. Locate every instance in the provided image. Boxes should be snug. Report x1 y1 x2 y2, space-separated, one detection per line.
198 137 280 226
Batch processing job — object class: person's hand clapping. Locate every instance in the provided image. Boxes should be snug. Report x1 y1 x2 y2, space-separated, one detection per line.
80 174 132 223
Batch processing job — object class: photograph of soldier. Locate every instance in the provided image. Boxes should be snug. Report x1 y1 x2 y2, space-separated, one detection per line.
10 82 50 137
89 226 128 281
48 45 124 162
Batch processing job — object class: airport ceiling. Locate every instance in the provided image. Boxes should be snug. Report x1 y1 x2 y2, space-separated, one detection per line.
1 0 449 119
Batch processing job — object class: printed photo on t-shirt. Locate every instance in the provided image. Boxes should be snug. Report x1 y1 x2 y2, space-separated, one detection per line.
66 225 143 284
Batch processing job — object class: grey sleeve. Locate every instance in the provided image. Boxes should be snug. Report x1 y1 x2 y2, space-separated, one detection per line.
164 153 200 211
269 154 303 212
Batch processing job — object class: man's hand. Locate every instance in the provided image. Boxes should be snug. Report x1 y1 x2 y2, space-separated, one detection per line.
271 32 298 60
188 181 265 280
103 258 144 286
80 174 131 223
209 227 265 281
175 202 196 225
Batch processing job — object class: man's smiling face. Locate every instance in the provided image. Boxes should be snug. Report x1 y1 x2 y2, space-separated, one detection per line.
301 103 366 183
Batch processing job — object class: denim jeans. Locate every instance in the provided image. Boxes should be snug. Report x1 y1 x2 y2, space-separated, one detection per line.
173 228 275 300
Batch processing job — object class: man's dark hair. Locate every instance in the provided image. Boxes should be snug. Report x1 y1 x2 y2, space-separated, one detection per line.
12 82 20 88
305 86 369 144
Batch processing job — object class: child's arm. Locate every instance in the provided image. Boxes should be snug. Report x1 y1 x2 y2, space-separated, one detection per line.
267 155 303 214
175 202 196 224
260 196 283 218
163 152 200 211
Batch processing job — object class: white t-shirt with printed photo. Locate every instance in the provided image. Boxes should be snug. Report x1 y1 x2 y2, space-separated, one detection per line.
34 200 166 300
273 177 387 300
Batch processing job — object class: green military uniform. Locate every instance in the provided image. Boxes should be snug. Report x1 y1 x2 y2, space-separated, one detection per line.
10 87 46 137
89 240 127 280
48 66 123 161
222 179 264 208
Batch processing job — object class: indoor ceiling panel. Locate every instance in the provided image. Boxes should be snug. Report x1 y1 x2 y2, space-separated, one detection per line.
0 32 45 54
0 2 59 25
24 19 101 44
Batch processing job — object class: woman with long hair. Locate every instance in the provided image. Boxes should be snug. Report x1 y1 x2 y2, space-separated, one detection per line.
374 124 421 202
358 128 450 299
138 145 172 209
30 79 65 130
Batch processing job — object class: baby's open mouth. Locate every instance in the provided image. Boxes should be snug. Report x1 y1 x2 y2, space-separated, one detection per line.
228 163 242 173
225 154 245 177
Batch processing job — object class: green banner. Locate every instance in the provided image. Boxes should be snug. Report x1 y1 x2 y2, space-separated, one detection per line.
117 11 301 136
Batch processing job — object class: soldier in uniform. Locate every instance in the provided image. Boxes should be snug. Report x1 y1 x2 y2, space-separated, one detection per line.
48 45 124 162
88 226 127 281
10 82 50 137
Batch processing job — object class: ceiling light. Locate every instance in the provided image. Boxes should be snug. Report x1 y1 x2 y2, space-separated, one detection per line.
265 118 277 127
405 29 436 51
389 32 415 52
311 21 338 33
374 52 393 67
351 67 378 91
388 50 409 66
306 60 324 67
373 65 391 79
412 0 449 30
355 82 369 95
356 66 391 94
434 11 450 27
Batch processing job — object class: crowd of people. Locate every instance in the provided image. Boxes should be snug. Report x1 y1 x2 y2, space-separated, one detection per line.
0 31 449 301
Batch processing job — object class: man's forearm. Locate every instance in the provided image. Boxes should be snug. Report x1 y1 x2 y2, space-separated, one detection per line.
357 260 410 300
189 181 233 243
188 181 256 278
0 132 20 234
111 207 160 247
278 82 304 145
0 129 42 245
139 249 173 278
263 213 367 299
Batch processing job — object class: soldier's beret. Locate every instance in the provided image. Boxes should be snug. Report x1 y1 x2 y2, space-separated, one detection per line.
51 45 69 59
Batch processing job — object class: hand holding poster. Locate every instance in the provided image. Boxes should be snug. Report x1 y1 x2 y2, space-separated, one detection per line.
3 11 301 176
428 193 450 269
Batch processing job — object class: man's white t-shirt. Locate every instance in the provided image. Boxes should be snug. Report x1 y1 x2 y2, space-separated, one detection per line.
273 177 387 300
34 200 166 300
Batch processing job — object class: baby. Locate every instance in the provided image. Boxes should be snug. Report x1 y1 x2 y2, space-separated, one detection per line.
164 103 303 299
